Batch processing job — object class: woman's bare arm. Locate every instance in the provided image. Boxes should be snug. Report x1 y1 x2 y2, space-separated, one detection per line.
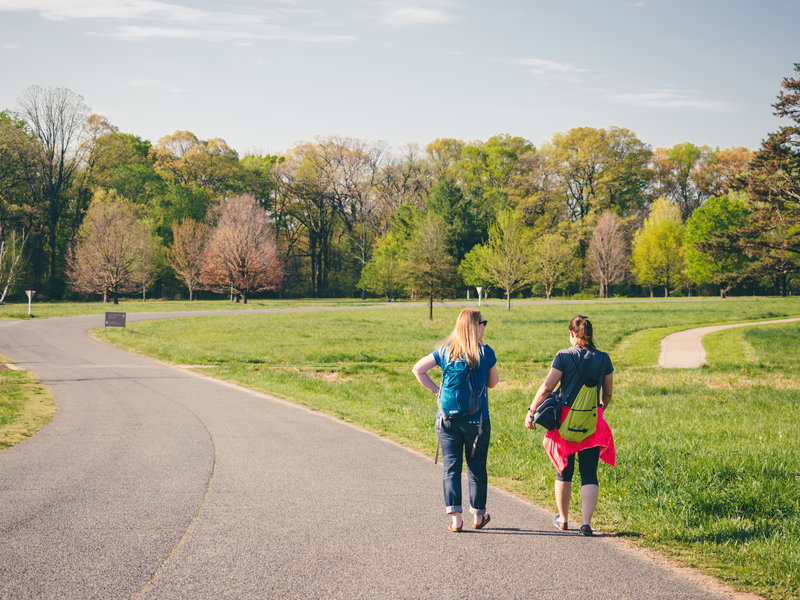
601 372 613 409
524 368 562 429
487 364 499 388
412 354 439 394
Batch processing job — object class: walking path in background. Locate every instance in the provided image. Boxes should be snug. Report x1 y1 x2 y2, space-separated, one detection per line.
659 317 800 368
0 310 758 599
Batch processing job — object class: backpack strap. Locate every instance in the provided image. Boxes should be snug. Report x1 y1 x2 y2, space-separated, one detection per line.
470 412 483 458
469 346 487 401
565 350 603 408
561 352 585 407
434 414 442 464
469 346 486 456
435 413 484 461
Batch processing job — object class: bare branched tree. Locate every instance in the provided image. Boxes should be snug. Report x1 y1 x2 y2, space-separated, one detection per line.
0 228 28 304
200 194 283 303
167 218 208 301
588 212 628 298
67 191 153 304
274 144 337 297
16 85 91 279
315 136 387 297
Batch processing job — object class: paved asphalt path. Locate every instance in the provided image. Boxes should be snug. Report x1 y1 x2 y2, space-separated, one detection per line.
658 317 800 368
0 310 748 599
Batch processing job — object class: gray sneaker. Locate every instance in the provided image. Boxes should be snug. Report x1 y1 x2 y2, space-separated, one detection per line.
553 514 567 531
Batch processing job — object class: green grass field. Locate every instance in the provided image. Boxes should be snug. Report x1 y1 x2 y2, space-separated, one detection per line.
0 356 57 451
91 296 800 600
0 297 387 320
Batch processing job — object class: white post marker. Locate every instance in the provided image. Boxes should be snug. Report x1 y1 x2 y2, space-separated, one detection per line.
25 290 35 316
476 287 482 307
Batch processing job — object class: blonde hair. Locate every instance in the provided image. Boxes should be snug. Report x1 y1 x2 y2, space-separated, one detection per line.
441 308 483 369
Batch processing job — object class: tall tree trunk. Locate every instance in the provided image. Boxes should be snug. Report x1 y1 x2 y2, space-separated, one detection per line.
309 234 319 297
48 224 57 279
428 287 433 321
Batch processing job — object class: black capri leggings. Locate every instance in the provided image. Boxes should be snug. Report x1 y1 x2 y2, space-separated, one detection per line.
555 446 600 486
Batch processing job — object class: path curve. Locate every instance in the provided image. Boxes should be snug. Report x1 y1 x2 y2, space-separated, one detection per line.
659 317 800 368
0 309 755 599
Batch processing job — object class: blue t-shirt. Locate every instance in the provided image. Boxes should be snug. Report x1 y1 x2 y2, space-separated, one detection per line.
432 344 496 422
552 346 613 403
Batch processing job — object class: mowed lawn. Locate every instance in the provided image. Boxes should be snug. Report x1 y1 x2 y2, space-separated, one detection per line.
0 297 385 320
95 297 800 600
0 357 57 451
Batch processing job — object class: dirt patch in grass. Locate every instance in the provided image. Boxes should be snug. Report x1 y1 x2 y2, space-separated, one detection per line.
703 373 800 391
300 369 352 383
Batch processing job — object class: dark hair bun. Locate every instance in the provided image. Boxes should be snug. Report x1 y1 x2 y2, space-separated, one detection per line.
569 315 596 350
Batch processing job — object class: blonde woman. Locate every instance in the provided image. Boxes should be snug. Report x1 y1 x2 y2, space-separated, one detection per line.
413 309 499 532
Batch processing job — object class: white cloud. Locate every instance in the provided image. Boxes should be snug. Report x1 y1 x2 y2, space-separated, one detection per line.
0 0 214 22
2 42 19 49
120 78 160 88
383 7 457 27
0 0 354 44
515 58 588 76
109 25 255 42
106 24 354 43
605 89 738 111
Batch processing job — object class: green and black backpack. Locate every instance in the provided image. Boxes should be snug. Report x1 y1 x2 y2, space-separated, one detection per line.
559 353 601 442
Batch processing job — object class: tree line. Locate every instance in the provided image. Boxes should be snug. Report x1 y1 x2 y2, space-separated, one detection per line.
0 64 798 307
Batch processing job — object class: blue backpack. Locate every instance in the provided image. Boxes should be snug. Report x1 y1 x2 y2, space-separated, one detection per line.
437 350 484 419
434 348 486 464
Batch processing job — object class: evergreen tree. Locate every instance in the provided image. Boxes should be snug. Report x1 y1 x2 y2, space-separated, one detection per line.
685 192 751 296
709 64 800 294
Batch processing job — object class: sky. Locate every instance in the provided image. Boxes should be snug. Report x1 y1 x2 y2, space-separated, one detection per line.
1 0 798 158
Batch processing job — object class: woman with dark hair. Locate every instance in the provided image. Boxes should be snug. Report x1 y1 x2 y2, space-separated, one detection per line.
524 315 615 536
413 308 499 532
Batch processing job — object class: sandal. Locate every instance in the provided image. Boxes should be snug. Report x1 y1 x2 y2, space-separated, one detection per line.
553 514 568 531
579 524 593 536
448 521 462 532
473 514 491 529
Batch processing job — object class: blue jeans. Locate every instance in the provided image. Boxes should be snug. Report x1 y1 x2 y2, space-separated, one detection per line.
436 417 491 515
